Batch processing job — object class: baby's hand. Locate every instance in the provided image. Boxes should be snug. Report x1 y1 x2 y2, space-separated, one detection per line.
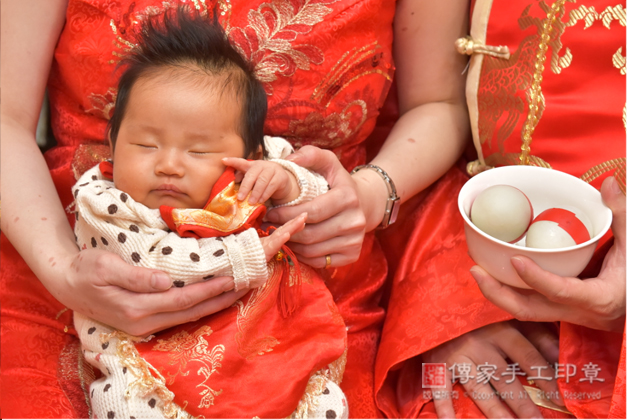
259 213 307 261
222 158 299 205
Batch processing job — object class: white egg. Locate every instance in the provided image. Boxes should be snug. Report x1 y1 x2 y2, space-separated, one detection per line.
526 221 576 249
525 208 591 249
470 185 533 243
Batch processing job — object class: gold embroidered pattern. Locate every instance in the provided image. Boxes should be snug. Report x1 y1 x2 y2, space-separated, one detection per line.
104 331 189 419
519 0 567 165
226 0 338 92
86 88 118 120
288 100 368 149
311 42 392 106
580 158 627 192
152 325 226 410
566 4 599 28
600 4 626 29
233 259 281 359
613 47 626 74
290 349 347 419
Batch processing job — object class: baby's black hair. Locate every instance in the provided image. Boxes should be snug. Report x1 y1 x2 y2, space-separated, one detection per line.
107 7 267 157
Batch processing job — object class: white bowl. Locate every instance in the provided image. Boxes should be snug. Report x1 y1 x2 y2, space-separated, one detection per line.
458 166 612 288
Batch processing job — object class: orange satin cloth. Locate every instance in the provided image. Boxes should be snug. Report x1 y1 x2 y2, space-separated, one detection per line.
375 0 626 418
1 0 395 418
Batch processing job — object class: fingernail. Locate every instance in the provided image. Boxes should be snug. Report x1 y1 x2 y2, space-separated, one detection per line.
237 193 244 200
222 280 235 293
469 267 483 283
285 154 296 161
151 272 171 290
511 257 526 274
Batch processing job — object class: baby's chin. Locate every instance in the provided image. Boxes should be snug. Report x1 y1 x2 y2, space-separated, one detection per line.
141 196 193 210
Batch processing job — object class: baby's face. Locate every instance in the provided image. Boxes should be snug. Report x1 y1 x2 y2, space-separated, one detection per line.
112 70 246 209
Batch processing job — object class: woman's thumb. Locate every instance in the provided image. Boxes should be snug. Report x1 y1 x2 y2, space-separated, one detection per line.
601 175 626 245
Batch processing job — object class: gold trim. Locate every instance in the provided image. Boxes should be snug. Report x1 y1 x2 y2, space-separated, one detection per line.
465 0 495 172
519 0 567 165
523 386 573 415
580 158 627 194
455 36 510 59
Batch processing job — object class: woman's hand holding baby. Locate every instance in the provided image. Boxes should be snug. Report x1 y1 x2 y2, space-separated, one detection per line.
56 248 247 336
222 158 300 205
259 212 308 261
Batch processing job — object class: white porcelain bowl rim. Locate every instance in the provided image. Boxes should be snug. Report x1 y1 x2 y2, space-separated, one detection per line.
458 166 612 253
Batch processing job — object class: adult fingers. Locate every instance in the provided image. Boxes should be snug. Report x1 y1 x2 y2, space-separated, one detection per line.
601 176 626 251
131 288 248 336
470 265 574 323
266 186 358 225
514 321 560 365
288 234 363 266
456 357 514 419
261 213 307 261
119 276 235 320
500 328 563 408
91 251 172 292
510 256 604 309
472 355 543 419
431 366 457 419
285 146 345 182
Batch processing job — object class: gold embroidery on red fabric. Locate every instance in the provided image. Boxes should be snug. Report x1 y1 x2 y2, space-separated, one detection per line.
152 325 226 410
566 4 599 28
233 260 281 359
104 331 189 418
71 144 112 180
290 349 347 418
519 0 567 165
311 42 392 106
600 4 626 29
226 0 339 91
613 48 626 74
580 158 626 191
288 100 368 149
87 88 118 120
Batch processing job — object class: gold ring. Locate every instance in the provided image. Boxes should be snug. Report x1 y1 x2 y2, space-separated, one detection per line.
324 254 332 269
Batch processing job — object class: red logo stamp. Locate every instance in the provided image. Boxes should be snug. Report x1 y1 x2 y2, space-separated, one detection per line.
422 363 446 388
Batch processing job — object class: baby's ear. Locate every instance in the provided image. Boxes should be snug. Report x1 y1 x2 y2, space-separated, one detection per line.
248 144 264 160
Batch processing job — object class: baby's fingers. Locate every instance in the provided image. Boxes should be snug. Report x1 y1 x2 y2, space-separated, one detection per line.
260 213 307 261
222 157 252 172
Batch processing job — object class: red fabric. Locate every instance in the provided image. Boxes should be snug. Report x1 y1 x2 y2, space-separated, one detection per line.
1 0 395 418
375 0 626 418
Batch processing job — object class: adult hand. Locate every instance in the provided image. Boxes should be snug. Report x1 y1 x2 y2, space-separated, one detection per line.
471 176 626 332
61 248 246 336
423 321 562 419
264 146 369 268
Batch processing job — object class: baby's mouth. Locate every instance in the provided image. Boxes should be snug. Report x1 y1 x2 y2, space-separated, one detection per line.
154 184 185 195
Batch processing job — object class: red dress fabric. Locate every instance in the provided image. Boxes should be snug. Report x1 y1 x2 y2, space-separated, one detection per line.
1 0 395 418
375 0 626 418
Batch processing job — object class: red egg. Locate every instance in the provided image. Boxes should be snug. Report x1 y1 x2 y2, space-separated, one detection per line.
526 208 591 249
470 185 533 243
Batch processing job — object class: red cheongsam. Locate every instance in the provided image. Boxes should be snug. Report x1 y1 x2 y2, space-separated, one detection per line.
0 0 395 418
375 0 626 418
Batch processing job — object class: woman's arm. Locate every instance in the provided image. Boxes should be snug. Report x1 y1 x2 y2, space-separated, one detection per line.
1 0 246 336
266 0 471 267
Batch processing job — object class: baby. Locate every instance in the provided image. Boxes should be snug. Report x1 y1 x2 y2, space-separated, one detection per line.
72 9 347 420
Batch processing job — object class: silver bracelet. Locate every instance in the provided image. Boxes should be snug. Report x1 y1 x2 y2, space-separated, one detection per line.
351 164 401 229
